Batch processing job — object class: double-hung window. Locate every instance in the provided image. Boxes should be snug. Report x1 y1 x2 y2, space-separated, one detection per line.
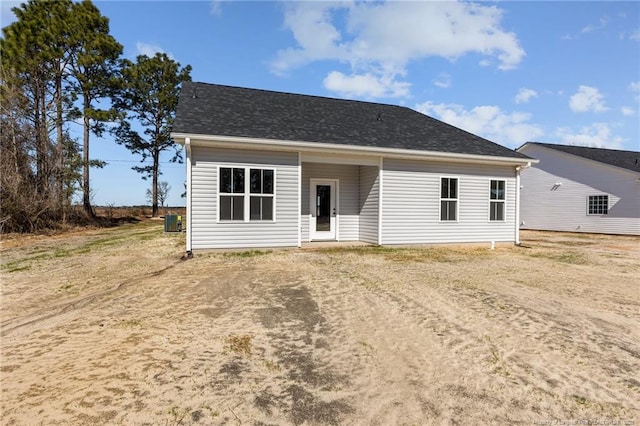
249 169 274 220
440 177 458 221
489 180 506 221
587 195 608 215
219 167 275 221
219 167 245 220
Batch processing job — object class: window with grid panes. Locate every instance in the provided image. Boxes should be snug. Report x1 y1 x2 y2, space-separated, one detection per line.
440 177 458 221
219 167 275 221
489 180 505 221
587 195 608 215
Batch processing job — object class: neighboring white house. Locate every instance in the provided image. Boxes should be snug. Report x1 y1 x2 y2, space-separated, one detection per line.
171 82 535 252
517 142 640 236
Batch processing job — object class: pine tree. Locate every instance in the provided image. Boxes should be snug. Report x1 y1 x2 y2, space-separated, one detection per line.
113 53 191 217
1 0 123 229
1 0 76 230
67 0 122 218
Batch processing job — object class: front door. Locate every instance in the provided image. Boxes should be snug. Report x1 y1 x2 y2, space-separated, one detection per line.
310 180 337 240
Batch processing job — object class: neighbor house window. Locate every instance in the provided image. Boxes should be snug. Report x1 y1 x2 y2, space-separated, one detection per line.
440 177 458 221
588 195 608 215
489 180 506 221
219 167 275 221
249 168 274 221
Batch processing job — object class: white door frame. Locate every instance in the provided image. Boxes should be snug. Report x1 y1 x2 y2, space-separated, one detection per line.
310 179 338 241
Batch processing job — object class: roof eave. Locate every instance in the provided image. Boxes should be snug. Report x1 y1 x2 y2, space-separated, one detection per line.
518 142 639 175
172 132 537 166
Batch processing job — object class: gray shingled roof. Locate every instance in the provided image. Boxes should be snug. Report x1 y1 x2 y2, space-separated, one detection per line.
173 82 530 160
523 142 640 173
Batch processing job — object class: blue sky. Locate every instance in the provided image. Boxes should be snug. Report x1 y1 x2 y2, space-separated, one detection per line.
2 1 639 207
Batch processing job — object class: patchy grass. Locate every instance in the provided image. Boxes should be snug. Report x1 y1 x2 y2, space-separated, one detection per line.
1 220 170 272
225 334 252 356
119 319 142 328
223 250 272 258
57 283 73 292
167 405 189 425
1 253 49 273
321 245 491 263
358 341 376 357
3 263 32 273
528 251 588 265
264 360 281 372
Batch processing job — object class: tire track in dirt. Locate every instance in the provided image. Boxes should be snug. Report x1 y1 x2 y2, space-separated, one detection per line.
1 260 183 339
323 252 639 422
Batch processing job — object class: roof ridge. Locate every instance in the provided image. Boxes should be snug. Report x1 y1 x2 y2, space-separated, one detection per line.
526 141 640 155
187 81 410 111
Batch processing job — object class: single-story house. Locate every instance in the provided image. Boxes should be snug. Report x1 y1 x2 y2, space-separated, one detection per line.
516 142 640 236
171 82 536 251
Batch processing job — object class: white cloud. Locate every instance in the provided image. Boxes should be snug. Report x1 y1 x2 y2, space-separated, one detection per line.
415 101 544 148
323 71 410 99
621 107 635 116
135 42 174 60
581 16 609 34
210 1 222 17
569 85 608 113
515 88 538 104
555 123 625 149
619 30 640 41
271 1 525 99
269 3 347 76
432 73 452 89
630 81 640 101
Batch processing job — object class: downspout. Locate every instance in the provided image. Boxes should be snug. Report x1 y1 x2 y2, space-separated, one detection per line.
297 152 302 247
515 161 531 245
378 156 384 245
185 137 193 257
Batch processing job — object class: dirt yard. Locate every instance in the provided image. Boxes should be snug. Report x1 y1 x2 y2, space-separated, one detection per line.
1 222 638 425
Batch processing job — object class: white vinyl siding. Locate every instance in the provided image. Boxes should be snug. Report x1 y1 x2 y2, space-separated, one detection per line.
519 144 640 235
190 146 299 249
301 162 360 241
359 165 379 244
381 158 517 244
189 145 528 248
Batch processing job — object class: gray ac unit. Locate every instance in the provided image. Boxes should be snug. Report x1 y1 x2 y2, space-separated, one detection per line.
164 214 182 233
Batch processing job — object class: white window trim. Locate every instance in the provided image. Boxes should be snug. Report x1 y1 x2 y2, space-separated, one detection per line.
488 179 507 222
586 194 609 216
439 176 459 222
217 165 277 223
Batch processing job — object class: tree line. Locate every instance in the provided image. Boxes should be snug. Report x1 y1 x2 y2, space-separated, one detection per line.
0 0 191 233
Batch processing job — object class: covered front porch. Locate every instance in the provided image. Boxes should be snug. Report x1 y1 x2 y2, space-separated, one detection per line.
300 152 381 244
